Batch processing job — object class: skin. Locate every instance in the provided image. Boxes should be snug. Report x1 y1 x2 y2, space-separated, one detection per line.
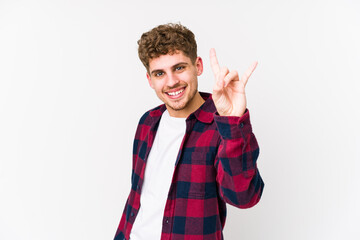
210 48 258 117
146 49 257 118
146 51 205 118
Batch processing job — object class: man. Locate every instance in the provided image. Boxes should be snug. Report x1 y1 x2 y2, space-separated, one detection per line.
114 23 264 240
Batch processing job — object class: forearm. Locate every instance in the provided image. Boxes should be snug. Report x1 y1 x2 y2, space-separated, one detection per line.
214 109 264 208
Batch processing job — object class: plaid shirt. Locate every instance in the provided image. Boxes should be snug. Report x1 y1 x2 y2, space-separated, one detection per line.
114 92 264 240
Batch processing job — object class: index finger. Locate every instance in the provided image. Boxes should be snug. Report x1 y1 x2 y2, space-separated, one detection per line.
210 48 220 76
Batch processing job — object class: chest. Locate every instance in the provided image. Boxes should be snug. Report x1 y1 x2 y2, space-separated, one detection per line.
134 120 220 198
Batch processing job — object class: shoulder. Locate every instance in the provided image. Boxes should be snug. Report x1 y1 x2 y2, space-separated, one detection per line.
138 104 166 125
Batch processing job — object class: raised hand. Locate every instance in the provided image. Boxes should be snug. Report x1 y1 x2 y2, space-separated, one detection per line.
210 48 257 117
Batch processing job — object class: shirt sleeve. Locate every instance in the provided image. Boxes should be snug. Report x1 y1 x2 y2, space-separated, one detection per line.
213 109 264 208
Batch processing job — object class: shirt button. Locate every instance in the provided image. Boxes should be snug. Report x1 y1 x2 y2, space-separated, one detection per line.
240 122 244 128
137 185 140 190
165 219 169 224
131 212 134 217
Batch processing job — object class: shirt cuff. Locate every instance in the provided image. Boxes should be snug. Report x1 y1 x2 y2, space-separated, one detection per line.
214 109 253 139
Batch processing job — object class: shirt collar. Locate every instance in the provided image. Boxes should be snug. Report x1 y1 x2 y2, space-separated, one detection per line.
190 92 216 124
149 92 216 124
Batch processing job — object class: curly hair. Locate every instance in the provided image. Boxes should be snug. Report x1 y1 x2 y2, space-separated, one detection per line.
138 23 197 72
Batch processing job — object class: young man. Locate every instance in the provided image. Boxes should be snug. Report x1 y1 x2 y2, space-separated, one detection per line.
114 23 264 240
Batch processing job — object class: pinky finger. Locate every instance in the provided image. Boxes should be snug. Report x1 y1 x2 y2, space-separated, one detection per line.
241 61 258 86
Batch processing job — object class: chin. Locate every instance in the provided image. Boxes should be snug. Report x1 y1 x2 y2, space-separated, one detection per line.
166 100 188 111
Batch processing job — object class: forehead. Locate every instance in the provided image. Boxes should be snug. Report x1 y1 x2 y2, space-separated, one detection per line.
148 51 192 71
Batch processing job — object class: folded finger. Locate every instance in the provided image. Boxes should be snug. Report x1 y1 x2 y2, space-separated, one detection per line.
224 70 239 87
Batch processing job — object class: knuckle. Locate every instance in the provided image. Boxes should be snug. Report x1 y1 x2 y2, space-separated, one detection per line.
221 66 229 74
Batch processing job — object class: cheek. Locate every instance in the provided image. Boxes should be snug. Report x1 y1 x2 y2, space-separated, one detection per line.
186 72 198 85
152 82 164 92
181 72 196 82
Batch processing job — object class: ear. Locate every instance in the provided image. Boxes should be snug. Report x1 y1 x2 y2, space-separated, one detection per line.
195 57 203 76
146 72 154 89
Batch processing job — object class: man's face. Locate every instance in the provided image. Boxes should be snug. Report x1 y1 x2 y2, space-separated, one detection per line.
146 51 203 117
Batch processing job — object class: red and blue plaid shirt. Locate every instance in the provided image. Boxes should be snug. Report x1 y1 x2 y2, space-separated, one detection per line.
114 92 264 240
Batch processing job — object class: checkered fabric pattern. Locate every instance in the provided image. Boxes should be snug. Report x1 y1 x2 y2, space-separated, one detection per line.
114 92 264 240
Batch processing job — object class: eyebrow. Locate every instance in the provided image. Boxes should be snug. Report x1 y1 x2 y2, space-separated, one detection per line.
150 62 189 75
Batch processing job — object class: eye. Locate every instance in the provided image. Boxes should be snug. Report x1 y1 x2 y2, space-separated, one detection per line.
155 72 164 77
176 66 184 71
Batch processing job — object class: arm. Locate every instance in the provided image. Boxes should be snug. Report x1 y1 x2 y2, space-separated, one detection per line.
214 110 264 208
210 48 264 208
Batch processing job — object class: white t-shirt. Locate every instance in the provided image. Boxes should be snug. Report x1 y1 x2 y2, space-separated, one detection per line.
129 110 186 240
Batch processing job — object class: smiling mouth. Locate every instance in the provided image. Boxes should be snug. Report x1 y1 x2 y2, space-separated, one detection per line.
165 87 186 97
167 89 184 96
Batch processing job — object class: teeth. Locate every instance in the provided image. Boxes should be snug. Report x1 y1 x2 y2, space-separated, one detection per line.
168 89 184 96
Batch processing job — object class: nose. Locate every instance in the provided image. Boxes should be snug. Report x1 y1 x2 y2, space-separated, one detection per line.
166 72 180 87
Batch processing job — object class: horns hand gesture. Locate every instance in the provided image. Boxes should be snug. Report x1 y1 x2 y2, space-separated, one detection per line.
210 48 257 117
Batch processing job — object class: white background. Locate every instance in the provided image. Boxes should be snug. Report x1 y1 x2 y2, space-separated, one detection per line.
1 0 359 239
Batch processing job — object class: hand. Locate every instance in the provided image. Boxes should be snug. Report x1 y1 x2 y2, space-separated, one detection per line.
210 48 257 117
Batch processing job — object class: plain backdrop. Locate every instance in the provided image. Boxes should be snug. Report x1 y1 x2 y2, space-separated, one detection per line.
1 0 359 239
